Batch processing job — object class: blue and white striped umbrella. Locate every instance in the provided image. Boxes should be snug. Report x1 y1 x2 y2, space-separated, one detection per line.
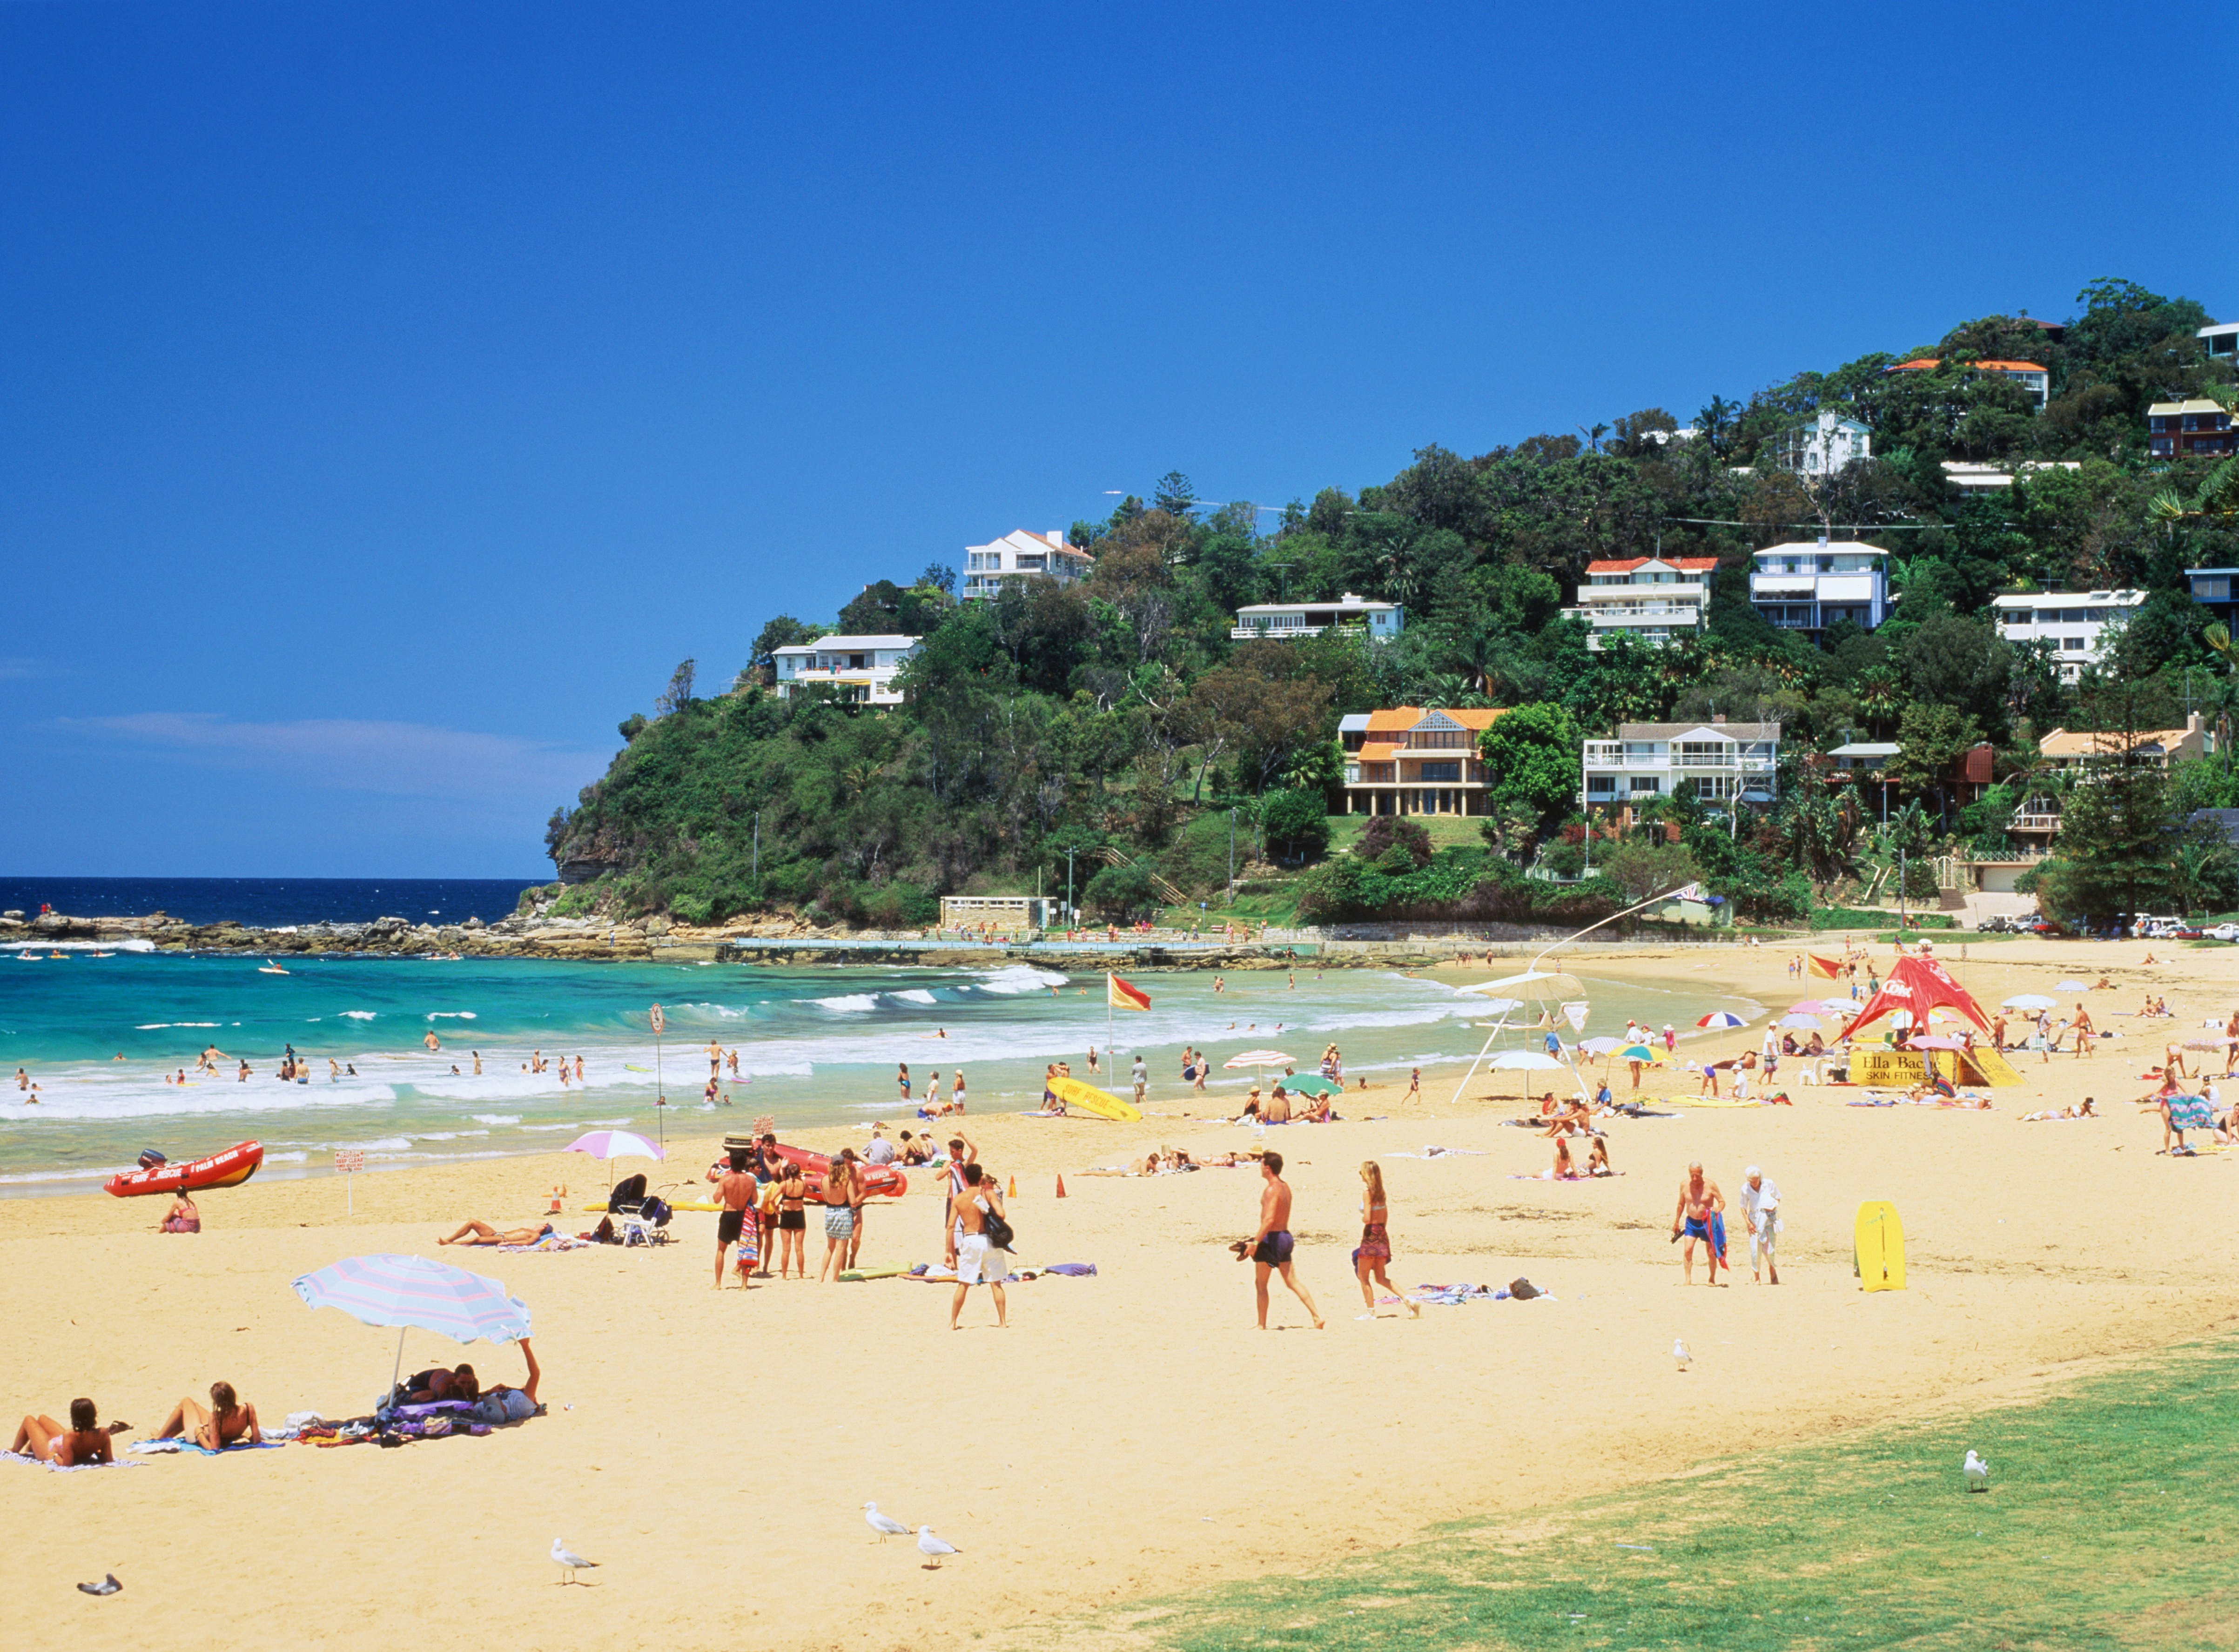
295 1254 531 1401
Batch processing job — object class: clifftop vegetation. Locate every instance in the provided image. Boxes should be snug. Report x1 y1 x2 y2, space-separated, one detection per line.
545 279 2239 930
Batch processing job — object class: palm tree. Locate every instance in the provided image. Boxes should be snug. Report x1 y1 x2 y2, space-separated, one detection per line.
2150 455 2239 525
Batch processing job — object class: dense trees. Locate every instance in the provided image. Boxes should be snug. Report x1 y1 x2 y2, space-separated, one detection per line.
551 277 2239 927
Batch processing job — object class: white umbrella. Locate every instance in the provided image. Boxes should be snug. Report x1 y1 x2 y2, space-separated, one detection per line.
1777 1013 1822 1029
1489 1050 1566 1071
2002 994 2057 1011
1224 1048 1295 1097
294 1253 531 1407
1578 1037 1623 1056
2052 980 2090 993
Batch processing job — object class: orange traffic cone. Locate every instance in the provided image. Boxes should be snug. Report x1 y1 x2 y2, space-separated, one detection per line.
1007 1174 1018 1198
1056 1174 1067 1198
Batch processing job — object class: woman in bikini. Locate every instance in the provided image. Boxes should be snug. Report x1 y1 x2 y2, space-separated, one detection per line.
156 1380 261 1450
1552 1137 1581 1179
777 1162 809 1278
13 1397 115 1465
159 1190 200 1233
1587 1137 1613 1175
1352 1161 1415 1317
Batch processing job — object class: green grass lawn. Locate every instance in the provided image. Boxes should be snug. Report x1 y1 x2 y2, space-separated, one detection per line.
1025 1336 2239 1652
1325 813 1488 855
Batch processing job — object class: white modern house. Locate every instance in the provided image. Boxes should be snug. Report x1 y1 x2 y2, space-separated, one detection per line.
1748 537 1890 641
1562 554 1718 650
1230 593 1403 642
1990 590 2145 682
960 529 1095 600
2198 320 2237 363
771 634 923 706
1940 460 2083 491
1582 719 1782 818
1770 411 1871 475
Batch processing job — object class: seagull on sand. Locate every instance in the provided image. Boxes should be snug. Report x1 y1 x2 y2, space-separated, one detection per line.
552 1538 600 1584
865 1502 911 1542
917 1526 961 1568
1674 1338 1692 1372
1963 1451 1990 1492
76 1574 122 1597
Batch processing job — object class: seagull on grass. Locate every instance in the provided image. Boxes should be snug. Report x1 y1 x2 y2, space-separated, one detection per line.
1963 1451 1990 1492
864 1502 910 1542
552 1538 599 1583
917 1526 960 1568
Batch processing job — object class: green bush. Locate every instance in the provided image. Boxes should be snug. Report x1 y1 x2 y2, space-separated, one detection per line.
1083 862 1156 920
1257 788 1330 864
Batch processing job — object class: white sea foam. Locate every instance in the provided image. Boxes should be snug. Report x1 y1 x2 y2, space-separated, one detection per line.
1 938 158 954
893 989 939 1005
340 1011 377 1021
135 1022 221 1030
472 1114 522 1125
972 966 1069 994
810 994 879 1013
426 1011 477 1020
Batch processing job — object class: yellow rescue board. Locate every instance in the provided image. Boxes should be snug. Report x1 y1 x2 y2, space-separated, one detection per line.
1048 1074 1143 1122
1856 1200 1906 1291
1966 1046 2024 1087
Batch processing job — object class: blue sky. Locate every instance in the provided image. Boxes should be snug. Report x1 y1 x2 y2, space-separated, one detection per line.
3 2 2230 877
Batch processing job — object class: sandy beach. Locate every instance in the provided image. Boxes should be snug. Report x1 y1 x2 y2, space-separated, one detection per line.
7 935 2237 1652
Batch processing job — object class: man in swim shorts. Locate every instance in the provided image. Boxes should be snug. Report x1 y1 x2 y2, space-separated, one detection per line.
948 1162 1009 1329
1247 1151 1323 1330
708 1148 758 1289
1669 1161 1727 1286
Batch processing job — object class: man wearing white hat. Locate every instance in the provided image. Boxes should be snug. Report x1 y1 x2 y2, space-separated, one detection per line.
1739 1165 1781 1284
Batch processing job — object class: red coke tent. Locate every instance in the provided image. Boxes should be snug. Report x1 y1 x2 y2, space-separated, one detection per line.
1844 955 1991 1038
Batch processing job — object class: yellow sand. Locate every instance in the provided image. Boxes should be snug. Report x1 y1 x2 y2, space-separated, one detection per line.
5 935 2234 1650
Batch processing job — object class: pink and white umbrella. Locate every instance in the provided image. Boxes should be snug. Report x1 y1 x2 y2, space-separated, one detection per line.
565 1129 664 1192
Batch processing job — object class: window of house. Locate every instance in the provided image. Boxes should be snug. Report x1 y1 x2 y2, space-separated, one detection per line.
1629 777 1660 793
1587 777 1615 796
1418 761 1461 782
2064 637 2085 651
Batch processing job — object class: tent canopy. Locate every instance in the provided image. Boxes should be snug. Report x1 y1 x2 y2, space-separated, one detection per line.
1847 956 1991 1038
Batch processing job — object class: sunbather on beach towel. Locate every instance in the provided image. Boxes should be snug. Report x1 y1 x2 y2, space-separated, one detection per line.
438 1220 553 1247
155 1381 260 1450
467 1339 543 1424
11 1398 117 1466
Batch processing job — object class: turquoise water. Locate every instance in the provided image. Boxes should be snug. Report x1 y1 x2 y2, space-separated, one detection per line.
0 951 1762 1193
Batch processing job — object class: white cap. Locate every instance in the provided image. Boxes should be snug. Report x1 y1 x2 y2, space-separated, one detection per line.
1746 1164 1762 1178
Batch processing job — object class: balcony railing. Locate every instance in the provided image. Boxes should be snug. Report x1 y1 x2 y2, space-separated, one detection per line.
2011 812 2062 833
1582 748 1776 772
1563 603 1707 621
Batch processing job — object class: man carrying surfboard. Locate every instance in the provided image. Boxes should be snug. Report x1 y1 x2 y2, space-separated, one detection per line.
1670 1162 1727 1286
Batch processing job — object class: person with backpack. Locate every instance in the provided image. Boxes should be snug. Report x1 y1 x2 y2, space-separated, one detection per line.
947 1162 1009 1329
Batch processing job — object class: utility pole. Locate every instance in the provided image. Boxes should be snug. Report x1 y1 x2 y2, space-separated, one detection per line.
752 812 760 882
1228 807 1237 905
1899 845 1908 933
1064 846 1078 925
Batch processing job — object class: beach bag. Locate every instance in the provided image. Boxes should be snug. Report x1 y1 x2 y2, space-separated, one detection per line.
985 1210 1015 1251
609 1173 647 1207
1507 1277 1540 1300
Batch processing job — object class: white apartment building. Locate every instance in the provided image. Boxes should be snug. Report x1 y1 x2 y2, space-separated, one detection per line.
1231 592 1403 642
1770 411 1871 475
1562 554 1718 650
1748 537 1889 641
960 529 1094 599
1940 460 2083 491
771 634 922 706
1990 590 2145 683
1582 719 1782 818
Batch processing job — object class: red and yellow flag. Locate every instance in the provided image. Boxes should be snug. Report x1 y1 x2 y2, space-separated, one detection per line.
1107 972 1151 1012
1807 954 1843 980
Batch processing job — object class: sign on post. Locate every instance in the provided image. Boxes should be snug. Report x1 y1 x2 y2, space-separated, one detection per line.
334 1149 365 1214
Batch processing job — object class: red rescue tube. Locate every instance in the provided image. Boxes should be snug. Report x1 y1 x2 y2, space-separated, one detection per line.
105 1140 264 1198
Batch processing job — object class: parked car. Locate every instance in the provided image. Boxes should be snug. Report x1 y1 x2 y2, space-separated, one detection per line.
2206 923 2239 942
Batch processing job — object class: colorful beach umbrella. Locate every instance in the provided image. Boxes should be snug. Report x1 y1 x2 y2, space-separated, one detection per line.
1696 1011 1747 1029
1617 1044 1657 1061
565 1128 665 1192
1907 1034 1969 1051
294 1252 532 1404
1287 1074 1340 1097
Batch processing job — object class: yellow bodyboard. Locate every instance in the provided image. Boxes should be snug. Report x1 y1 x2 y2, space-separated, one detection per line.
1856 1200 1906 1291
1048 1074 1143 1122
1965 1046 2024 1087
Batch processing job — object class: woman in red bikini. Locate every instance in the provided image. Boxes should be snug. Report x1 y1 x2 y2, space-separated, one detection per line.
1352 1162 1415 1317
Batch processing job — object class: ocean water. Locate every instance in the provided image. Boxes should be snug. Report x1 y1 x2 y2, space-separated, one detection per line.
0 952 1764 1195
0 876 538 928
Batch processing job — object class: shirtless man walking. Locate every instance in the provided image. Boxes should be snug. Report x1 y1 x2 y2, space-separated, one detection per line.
707 1147 759 1289
947 1162 1009 1329
1246 1151 1324 1330
1670 1161 1727 1286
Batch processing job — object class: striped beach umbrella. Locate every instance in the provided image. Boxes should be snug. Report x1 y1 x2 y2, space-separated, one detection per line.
1696 1011 1747 1029
295 1252 532 1404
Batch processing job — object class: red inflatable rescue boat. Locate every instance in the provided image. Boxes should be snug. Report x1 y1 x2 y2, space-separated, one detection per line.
106 1140 265 1198
771 1143 907 1199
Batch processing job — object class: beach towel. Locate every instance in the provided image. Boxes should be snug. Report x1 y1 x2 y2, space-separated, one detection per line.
1042 1262 1098 1276
2165 1096 2219 1130
499 1234 594 1252
127 1438 285 1456
2 1450 144 1473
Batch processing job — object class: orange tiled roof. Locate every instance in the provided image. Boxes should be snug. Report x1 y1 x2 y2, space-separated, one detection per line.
1585 556 1718 574
1976 359 2048 373
1889 357 1940 371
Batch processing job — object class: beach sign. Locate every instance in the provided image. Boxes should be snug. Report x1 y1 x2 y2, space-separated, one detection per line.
335 1148 365 1215
1855 1200 1906 1292
650 1003 666 1034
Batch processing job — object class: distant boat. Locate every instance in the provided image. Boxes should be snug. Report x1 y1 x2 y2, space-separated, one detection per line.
88 951 113 958
258 959 291 975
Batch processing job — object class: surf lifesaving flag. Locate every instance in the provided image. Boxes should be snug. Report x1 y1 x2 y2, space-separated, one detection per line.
1807 953 1843 980
1107 972 1152 1012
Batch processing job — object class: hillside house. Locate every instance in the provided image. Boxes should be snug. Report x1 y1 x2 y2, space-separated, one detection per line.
1563 555 1718 649
960 530 1094 599
771 634 922 705
1342 707 1504 817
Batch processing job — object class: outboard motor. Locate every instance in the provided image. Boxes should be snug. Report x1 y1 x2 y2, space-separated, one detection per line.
138 1148 168 1170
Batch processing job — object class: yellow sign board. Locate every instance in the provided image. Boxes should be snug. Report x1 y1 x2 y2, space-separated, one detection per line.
1849 1047 2021 1089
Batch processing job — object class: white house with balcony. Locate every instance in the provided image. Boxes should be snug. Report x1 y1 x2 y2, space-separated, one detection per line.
1990 590 2144 683
1770 411 1871 475
1748 537 1889 642
1231 592 1403 643
771 634 922 706
960 529 1094 600
1562 554 1718 650
1582 719 1781 819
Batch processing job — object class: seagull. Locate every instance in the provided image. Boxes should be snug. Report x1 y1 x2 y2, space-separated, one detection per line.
917 1526 960 1568
1963 1451 1990 1492
552 1537 599 1584
76 1574 122 1597
864 1501 910 1543
1674 1338 1692 1372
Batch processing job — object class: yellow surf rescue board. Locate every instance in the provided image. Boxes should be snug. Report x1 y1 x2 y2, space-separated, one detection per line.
1047 1074 1143 1122
1856 1199 1906 1291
